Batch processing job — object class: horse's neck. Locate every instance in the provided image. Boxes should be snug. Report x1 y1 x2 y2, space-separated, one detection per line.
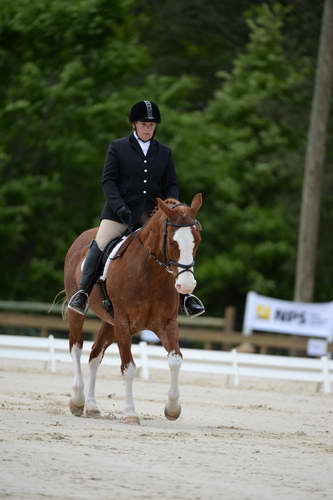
140 216 164 257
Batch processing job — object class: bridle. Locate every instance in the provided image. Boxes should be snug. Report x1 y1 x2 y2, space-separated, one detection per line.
137 203 200 277
162 219 197 277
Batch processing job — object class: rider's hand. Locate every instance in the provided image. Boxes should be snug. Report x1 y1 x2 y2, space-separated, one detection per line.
116 205 132 226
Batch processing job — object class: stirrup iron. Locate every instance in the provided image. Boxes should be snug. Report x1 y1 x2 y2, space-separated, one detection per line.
183 293 205 318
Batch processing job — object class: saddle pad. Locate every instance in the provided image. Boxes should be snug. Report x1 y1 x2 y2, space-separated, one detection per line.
100 230 139 280
100 236 127 280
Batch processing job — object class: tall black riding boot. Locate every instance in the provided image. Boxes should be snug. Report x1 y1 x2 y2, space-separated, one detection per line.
182 294 205 318
68 240 103 315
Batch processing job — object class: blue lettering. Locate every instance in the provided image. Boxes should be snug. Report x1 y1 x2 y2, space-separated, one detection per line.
275 310 306 324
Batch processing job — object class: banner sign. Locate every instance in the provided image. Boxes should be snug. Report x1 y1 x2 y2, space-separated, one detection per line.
243 291 333 341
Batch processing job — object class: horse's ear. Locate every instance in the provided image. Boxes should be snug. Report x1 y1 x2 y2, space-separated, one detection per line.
190 193 203 217
157 198 176 219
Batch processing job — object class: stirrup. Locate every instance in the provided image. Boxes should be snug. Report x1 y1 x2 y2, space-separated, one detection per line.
183 294 205 318
68 290 89 316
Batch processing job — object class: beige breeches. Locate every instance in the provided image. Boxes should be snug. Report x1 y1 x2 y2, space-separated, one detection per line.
95 219 127 251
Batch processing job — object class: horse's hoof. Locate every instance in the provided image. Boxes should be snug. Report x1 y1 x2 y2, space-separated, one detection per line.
164 405 181 421
69 399 84 417
85 408 101 418
124 415 140 425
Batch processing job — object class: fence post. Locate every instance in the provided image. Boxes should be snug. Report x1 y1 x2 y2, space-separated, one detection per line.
222 307 237 351
321 355 331 393
224 306 236 332
48 334 56 373
40 327 48 337
139 341 149 380
231 348 239 387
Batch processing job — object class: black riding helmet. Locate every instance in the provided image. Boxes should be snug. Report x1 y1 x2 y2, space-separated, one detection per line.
129 100 161 123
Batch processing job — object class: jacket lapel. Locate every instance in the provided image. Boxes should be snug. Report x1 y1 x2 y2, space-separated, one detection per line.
146 139 158 159
129 133 145 158
129 133 158 160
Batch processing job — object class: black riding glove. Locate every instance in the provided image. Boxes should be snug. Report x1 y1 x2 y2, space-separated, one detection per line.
116 205 132 226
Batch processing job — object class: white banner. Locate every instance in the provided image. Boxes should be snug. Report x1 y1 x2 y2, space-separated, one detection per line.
243 291 333 341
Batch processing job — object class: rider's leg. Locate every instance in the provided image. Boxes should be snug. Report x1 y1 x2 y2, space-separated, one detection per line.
95 219 127 252
181 294 205 318
68 219 127 315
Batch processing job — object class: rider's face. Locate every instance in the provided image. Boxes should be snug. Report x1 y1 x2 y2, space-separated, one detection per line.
134 121 157 141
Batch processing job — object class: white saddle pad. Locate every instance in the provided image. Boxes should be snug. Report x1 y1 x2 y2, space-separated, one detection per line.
100 236 128 280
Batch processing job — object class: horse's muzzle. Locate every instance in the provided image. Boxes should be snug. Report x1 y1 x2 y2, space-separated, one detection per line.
175 278 197 295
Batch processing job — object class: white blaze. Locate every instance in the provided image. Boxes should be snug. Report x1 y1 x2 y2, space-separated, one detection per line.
173 226 197 294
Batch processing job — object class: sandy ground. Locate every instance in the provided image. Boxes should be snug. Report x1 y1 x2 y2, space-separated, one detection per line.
0 358 333 500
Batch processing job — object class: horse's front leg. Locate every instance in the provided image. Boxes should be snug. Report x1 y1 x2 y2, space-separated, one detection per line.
115 322 140 425
160 323 183 420
85 321 114 417
165 350 182 420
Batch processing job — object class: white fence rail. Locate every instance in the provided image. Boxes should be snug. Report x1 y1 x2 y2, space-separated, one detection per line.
1 334 332 393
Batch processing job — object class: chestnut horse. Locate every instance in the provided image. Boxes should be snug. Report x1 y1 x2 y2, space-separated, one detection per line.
64 193 202 424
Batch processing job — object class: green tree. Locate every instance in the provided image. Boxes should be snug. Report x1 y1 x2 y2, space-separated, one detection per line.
137 0 322 107
168 3 312 315
2 0 331 321
0 0 194 300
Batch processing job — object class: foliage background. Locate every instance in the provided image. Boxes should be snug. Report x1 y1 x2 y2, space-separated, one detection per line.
1 0 332 319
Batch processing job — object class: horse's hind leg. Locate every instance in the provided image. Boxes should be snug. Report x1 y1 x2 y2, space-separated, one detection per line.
85 321 114 417
68 310 85 416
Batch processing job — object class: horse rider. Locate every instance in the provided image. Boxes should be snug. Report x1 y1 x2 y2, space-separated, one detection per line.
68 100 205 318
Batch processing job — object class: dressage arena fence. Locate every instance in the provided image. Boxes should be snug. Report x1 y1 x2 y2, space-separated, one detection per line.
1 300 333 355
1 334 332 393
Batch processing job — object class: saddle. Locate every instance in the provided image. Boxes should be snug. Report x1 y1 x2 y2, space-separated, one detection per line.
97 230 137 315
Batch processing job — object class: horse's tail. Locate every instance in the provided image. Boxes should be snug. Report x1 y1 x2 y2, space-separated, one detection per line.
49 290 68 320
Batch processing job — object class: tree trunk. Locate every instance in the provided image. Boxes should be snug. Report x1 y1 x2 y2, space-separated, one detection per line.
294 0 333 303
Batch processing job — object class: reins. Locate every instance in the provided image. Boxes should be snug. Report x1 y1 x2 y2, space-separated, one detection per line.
137 236 174 274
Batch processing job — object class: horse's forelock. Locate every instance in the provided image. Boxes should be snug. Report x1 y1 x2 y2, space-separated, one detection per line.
149 198 180 218
150 198 196 227
170 203 195 224
162 199 191 217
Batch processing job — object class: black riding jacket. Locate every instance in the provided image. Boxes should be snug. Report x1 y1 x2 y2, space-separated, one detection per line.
100 133 179 224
